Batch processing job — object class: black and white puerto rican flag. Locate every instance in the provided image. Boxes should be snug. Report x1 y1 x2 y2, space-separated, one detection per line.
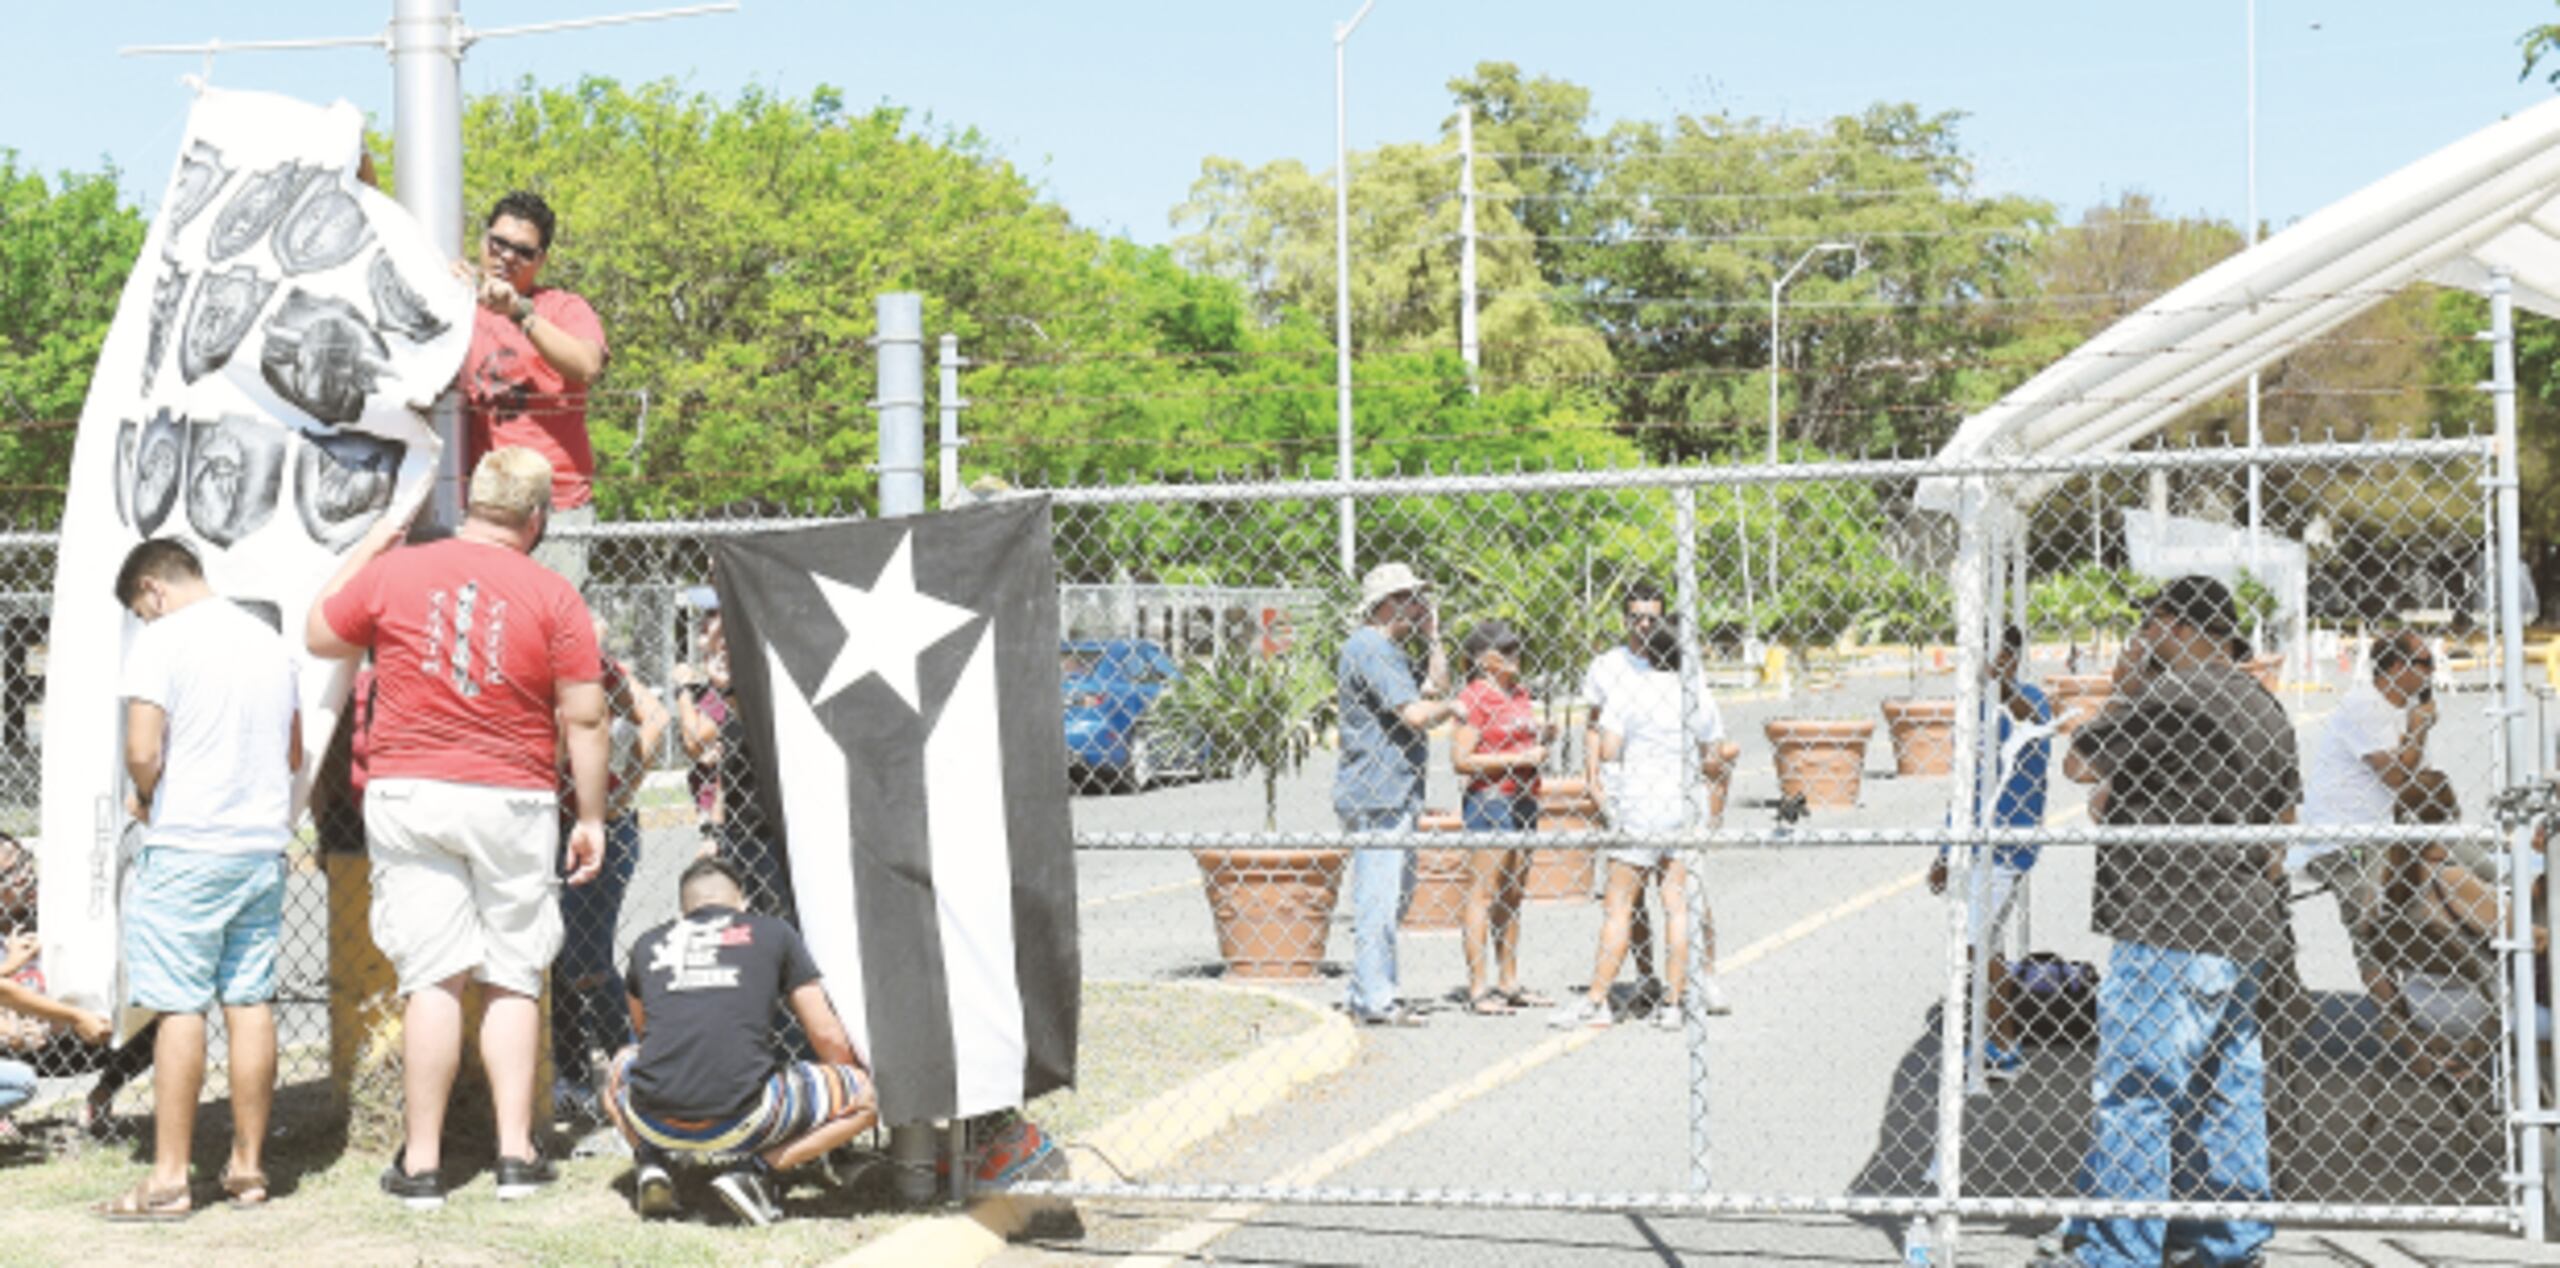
714 497 1077 1125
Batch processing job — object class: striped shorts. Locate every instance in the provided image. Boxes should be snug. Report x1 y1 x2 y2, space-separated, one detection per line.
612 1052 871 1162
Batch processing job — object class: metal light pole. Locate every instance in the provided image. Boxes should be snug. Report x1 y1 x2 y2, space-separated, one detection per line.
1766 241 1854 464
1332 0 1378 577
1763 241 1853 636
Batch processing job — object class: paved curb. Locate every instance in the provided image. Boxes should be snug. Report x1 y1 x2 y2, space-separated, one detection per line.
831 984 1357 1268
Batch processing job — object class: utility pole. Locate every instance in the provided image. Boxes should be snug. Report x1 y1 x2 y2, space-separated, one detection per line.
1458 106 1480 395
126 1 738 525
1332 0 1378 577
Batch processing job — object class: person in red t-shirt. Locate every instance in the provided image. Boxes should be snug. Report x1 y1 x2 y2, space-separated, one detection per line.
1449 619 1552 1015
306 446 608 1210
458 191 608 588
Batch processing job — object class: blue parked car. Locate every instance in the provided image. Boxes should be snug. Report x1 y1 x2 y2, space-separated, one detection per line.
1060 638 1211 791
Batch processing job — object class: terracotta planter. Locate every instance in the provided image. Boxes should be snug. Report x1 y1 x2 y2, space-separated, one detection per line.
1880 696 1957 777
1405 813 1470 931
1194 848 1348 980
1528 777 1600 901
2244 653 2282 692
1764 717 1876 808
2047 674 2114 726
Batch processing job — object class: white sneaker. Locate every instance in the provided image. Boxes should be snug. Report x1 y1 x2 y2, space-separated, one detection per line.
1548 996 1611 1029
1694 977 1733 1016
1651 1001 1684 1031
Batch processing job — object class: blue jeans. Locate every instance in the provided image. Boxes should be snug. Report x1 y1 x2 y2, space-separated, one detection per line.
2067 941 2273 1268
1342 807 1417 1018
552 812 641 1081
0 1057 32 1116
1461 788 1538 834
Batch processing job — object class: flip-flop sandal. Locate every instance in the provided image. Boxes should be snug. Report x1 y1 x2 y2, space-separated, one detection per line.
1499 987 1554 1009
98 1179 192 1222
1465 991 1515 1016
220 1167 270 1209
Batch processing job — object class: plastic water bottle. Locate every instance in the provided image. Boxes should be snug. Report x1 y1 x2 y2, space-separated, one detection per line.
1901 1216 1934 1266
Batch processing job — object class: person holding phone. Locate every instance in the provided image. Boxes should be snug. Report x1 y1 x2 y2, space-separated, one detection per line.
2296 631 2441 1019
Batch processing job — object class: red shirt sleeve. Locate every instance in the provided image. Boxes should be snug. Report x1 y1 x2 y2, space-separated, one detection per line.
549 584 603 685
538 290 606 360
320 555 387 647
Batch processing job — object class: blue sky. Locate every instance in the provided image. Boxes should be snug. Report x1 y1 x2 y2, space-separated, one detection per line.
5 2 2554 243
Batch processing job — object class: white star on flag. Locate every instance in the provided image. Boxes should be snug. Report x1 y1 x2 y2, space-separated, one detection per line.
808 533 980 711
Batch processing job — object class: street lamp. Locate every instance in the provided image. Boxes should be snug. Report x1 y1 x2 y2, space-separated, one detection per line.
1762 240 1854 663
1333 0 1379 577
1767 241 1855 464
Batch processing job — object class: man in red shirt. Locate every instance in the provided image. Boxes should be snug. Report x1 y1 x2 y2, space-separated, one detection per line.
461 191 608 587
306 446 609 1210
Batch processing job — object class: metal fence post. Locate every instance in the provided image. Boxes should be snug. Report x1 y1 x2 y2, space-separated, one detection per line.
2488 269 2550 1241
1932 476 1995 1262
876 294 927 519
939 333 971 510
1672 483 1711 1193
875 292 936 1202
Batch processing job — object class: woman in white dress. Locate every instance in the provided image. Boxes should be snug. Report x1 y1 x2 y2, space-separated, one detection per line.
1552 619 1732 1029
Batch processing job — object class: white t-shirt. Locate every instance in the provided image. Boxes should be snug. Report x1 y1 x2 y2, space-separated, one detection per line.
1591 658 1724 833
119 597 299 854
2294 682 2411 868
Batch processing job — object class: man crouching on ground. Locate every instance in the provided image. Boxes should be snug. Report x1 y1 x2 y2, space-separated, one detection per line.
604 858 877 1225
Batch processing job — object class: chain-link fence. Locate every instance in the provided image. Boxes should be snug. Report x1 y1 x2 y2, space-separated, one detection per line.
1000 435 2547 1246
3 435 2553 1252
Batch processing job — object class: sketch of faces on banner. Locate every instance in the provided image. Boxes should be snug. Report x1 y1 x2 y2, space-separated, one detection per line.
165 141 233 233
121 409 186 537
258 290 393 426
295 431 404 551
208 162 325 264
272 182 373 275
142 259 186 397
369 252 449 344
184 414 286 548
178 265 273 386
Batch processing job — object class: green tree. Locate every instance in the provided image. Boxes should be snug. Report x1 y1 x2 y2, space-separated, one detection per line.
0 152 145 515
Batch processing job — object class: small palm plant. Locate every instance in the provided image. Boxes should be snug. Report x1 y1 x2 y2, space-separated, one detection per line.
1154 645 1337 831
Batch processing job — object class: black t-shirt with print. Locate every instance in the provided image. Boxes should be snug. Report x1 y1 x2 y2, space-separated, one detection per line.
623 904 822 1119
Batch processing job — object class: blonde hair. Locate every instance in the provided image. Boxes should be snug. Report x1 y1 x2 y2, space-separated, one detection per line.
468 446 554 527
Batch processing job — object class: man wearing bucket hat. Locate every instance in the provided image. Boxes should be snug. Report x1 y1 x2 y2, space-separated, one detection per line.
1334 562 1453 1026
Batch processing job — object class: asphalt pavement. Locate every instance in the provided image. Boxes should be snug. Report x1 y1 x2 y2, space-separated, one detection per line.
1015 650 2556 1265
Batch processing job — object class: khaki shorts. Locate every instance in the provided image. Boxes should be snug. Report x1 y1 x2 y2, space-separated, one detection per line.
364 777 563 996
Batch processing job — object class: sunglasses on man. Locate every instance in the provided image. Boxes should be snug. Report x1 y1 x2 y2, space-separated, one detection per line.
484 232 541 264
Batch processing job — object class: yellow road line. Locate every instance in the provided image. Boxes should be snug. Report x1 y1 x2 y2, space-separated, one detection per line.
1119 862 1933 1267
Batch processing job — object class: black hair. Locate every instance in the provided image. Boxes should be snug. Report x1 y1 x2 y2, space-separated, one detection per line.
2000 624 2025 656
1463 619 1522 666
679 856 745 907
2372 630 2429 678
113 537 202 607
1621 579 1665 615
486 190 557 252
1641 613 1684 670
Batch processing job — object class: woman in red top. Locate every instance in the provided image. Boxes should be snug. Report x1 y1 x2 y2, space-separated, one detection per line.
1451 620 1550 1015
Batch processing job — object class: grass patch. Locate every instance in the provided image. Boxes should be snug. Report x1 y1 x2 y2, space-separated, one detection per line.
0 979 1319 1266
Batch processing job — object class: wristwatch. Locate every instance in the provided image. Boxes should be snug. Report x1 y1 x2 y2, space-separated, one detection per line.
513 296 536 329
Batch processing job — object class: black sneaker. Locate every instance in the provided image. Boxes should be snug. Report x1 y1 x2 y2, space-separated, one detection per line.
493 1153 558 1201
632 1159 678 1219
709 1162 782 1226
381 1147 445 1212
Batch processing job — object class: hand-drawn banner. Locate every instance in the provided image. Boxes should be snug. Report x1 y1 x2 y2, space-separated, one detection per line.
38 88 472 1019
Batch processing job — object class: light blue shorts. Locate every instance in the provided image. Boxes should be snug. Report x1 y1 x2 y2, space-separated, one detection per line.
123 847 286 1014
